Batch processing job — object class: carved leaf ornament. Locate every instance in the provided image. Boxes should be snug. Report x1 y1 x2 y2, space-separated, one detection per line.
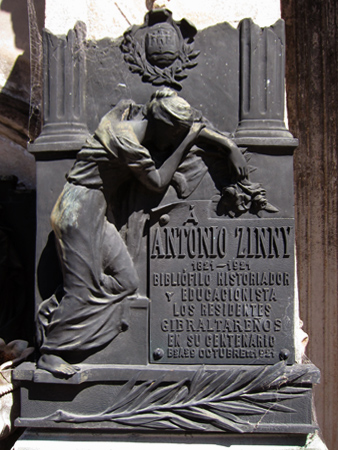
47 361 311 431
121 9 199 89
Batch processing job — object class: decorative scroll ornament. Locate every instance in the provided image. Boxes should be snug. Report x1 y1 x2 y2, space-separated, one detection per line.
121 9 199 90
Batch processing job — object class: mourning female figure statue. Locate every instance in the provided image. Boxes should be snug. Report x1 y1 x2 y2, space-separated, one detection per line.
36 88 252 377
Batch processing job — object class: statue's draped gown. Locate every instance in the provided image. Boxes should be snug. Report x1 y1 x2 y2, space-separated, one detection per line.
37 100 211 360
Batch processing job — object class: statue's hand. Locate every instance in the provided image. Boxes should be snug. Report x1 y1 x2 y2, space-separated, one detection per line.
229 149 248 179
181 122 205 151
194 128 248 179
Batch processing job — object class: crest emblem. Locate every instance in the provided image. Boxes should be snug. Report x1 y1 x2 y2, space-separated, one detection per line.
121 9 199 90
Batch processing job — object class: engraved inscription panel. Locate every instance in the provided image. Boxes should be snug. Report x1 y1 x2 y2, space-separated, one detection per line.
149 201 295 365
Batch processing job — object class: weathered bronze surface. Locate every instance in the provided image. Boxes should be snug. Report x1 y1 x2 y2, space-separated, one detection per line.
14 10 318 436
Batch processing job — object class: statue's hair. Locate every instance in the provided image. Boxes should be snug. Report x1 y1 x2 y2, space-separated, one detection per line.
146 88 194 127
150 88 176 100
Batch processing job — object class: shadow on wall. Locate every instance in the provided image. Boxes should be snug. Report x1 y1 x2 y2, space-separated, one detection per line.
0 1 45 348
0 0 45 144
1 0 32 53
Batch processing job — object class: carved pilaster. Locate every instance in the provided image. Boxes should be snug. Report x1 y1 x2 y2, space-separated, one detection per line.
235 19 293 139
29 22 89 154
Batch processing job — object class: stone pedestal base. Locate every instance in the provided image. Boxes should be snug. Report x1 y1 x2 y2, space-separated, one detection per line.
13 362 319 434
12 430 328 450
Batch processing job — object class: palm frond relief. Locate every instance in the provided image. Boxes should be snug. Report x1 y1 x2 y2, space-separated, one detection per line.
46 361 312 432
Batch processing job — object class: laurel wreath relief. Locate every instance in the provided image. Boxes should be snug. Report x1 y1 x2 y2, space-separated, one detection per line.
121 30 199 89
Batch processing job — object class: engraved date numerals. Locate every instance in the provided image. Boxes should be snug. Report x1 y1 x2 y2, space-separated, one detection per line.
191 261 214 271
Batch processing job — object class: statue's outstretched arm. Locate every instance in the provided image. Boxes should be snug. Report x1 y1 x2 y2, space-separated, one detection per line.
197 128 248 179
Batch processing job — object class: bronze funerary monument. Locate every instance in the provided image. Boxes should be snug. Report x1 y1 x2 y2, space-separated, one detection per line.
13 8 320 447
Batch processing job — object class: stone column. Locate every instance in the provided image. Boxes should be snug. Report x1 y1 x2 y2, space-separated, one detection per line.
29 22 89 153
235 18 293 139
